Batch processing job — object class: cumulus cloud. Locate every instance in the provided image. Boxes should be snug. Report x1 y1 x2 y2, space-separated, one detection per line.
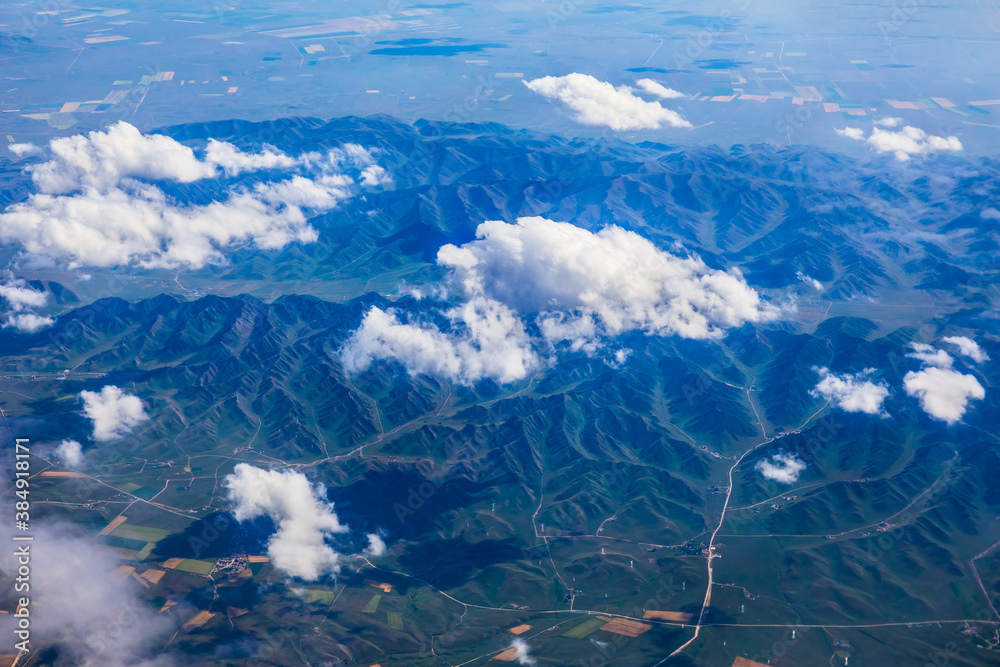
0 278 48 310
875 117 902 128
360 164 391 187
902 340 986 423
225 464 348 580
342 297 537 384
55 439 84 467
365 533 387 557
838 122 962 161
868 126 962 160
343 217 778 383
796 271 824 291
203 139 297 176
0 276 54 332
810 367 890 415
5 312 55 332
635 78 685 99
755 452 806 484
941 335 989 363
29 122 214 193
906 342 954 368
8 142 41 157
904 366 984 424
524 73 690 130
0 524 178 666
835 127 865 141
80 385 148 441
0 122 387 269
440 217 776 343
902 340 985 424
507 638 537 666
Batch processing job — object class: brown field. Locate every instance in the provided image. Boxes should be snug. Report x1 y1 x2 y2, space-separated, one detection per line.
99 516 128 536
364 579 392 593
141 569 165 584
159 600 177 613
162 558 183 569
40 471 86 478
218 568 253 587
247 555 269 563
226 607 249 618
181 610 215 632
493 648 520 662
111 565 135 582
0 654 19 667
642 610 693 622
600 618 652 637
508 624 531 635
733 658 772 667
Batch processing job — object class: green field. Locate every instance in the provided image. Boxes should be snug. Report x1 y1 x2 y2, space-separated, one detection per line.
361 594 381 614
562 617 606 639
172 559 217 576
112 524 170 542
300 589 338 605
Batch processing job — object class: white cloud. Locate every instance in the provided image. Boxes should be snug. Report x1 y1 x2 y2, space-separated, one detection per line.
360 164 391 187
941 335 989 363
5 312 55 332
344 217 777 383
755 452 806 484
906 342 954 368
795 271 824 291
0 276 53 332
203 139 297 176
25 123 297 190
904 366 984 424
342 298 538 384
8 142 41 157
810 367 890 415
365 533 387 557
508 638 537 666
80 385 148 441
225 464 348 581
982 207 1000 220
635 78 685 99
0 277 48 310
837 124 963 161
836 127 865 141
875 117 902 127
524 73 691 130
439 217 777 344
902 340 986 423
0 524 178 667
867 126 962 161
29 122 216 194
0 123 387 270
55 439 84 467
253 174 352 209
